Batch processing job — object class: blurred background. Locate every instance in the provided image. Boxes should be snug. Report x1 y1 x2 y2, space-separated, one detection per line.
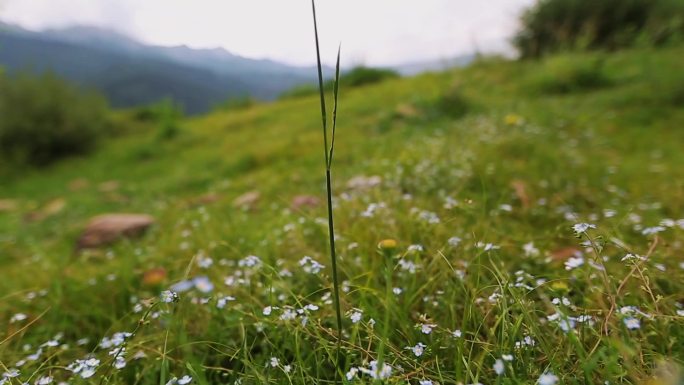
0 0 683 167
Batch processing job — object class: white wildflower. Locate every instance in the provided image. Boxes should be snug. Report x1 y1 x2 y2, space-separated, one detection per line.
572 223 596 235
448 236 462 247
624 317 640 330
565 256 584 270
160 290 179 303
409 342 426 357
350 311 362 324
493 359 504 375
538 372 558 385
10 313 27 323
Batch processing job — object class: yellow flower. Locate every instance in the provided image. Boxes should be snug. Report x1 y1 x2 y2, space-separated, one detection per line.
377 239 398 251
504 114 523 126
550 281 569 292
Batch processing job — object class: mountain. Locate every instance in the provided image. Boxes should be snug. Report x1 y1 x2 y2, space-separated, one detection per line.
0 23 321 114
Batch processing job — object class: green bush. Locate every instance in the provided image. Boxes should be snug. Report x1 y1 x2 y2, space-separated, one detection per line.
0 72 109 166
431 86 472 118
514 0 684 58
530 55 613 94
280 66 400 99
153 99 184 141
338 66 399 87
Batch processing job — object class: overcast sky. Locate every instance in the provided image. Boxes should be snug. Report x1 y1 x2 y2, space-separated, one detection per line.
0 0 535 66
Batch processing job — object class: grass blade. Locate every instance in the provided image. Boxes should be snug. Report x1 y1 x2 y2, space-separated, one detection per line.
311 0 344 380
328 44 341 168
311 0 329 168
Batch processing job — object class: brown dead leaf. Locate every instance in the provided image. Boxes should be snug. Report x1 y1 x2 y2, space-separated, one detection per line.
510 179 530 209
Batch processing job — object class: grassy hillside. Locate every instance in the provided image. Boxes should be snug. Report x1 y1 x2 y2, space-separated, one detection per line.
1 46 683 384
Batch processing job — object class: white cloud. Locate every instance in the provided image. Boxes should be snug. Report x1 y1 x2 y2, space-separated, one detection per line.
0 0 535 66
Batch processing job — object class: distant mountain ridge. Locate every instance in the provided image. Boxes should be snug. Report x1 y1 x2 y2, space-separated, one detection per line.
0 23 322 114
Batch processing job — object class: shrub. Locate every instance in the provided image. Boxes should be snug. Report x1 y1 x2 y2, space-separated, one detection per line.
0 72 109 166
279 66 400 99
530 56 613 94
153 99 184 141
338 66 399 88
514 0 684 58
431 86 472 118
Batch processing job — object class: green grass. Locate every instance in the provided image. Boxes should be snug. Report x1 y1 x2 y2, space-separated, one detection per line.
1 46 684 384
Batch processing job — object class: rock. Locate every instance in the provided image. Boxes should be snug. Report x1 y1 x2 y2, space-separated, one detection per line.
291 195 321 210
77 214 155 249
233 191 260 209
346 175 382 190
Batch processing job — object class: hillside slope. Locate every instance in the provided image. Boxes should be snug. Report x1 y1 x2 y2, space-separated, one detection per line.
0 47 683 384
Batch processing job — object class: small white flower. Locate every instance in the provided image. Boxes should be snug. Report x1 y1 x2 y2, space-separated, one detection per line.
676 310 684 316
350 310 362 324
359 360 392 380
476 242 500 251
193 276 214 293
502 354 513 361
217 296 236 309
642 226 666 235
36 376 53 385
448 236 462 247
196 254 213 268
299 256 325 274
3 369 20 378
407 244 424 253
392 287 403 295
572 223 596 235
177 375 193 385
263 306 272 316
10 313 27 323
538 372 559 385
269 357 279 368
420 323 436 334
238 255 262 268
515 335 536 348
493 359 504 375
452 329 462 338
624 317 640 330
523 242 540 257
160 290 178 303
346 367 359 380
280 308 297 321
419 380 434 385
114 356 126 369
283 365 292 374
409 342 426 357
565 256 584 270
621 253 646 262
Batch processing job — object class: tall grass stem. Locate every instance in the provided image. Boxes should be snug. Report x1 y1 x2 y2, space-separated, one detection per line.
311 0 344 379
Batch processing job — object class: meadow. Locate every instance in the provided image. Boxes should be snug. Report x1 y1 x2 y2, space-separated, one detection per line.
1 45 684 384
